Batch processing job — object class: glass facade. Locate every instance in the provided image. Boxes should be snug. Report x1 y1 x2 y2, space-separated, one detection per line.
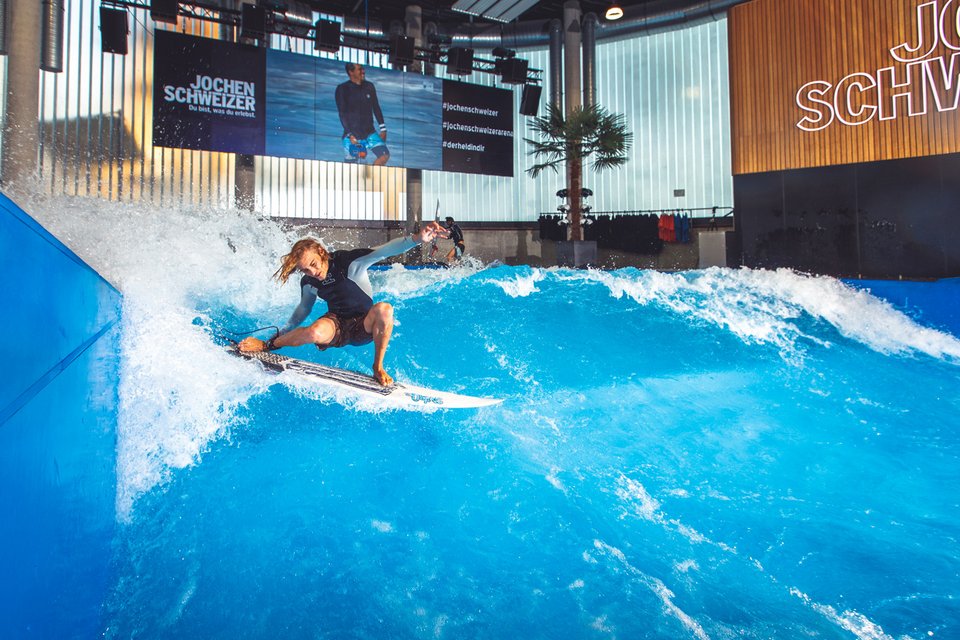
424 19 733 221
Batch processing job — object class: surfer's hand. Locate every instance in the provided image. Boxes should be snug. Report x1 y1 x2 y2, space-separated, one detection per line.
238 337 266 352
373 366 394 387
416 221 449 244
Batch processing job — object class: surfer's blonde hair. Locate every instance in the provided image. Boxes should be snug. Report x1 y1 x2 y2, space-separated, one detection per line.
274 238 329 284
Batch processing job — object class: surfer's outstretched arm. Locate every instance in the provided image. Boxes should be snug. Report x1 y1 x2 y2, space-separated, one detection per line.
346 221 449 294
346 235 418 289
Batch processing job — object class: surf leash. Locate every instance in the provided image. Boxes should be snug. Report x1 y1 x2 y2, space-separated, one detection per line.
219 325 281 349
221 325 280 339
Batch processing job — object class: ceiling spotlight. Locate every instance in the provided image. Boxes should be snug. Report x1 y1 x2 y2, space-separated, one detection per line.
605 3 623 20
491 46 516 59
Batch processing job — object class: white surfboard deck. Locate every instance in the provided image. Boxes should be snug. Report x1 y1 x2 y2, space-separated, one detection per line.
230 348 502 410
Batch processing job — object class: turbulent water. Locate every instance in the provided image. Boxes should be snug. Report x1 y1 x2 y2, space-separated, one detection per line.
28 194 960 639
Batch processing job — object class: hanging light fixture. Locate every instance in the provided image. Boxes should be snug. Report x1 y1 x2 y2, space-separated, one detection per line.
605 3 624 20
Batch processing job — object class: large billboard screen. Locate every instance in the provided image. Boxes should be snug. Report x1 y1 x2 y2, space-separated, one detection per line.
153 31 267 155
153 31 514 176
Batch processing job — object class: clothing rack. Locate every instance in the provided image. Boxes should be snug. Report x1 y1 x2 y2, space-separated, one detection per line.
538 207 733 254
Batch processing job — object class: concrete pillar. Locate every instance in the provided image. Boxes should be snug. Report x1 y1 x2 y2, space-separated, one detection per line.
232 0 256 211
405 5 423 236
1 0 42 187
562 1 584 242
234 153 256 211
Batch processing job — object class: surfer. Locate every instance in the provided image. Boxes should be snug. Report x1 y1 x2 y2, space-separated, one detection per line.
237 221 449 386
443 216 465 264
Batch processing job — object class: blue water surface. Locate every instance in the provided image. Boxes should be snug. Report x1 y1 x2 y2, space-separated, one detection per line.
102 265 960 639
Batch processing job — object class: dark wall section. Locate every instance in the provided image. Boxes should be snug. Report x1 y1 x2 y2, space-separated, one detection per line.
734 153 960 279
0 193 121 638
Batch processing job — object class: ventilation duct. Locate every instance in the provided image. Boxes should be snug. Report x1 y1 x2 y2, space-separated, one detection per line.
271 0 313 38
548 18 562 109
41 0 64 72
0 0 8 55
342 15 386 41
448 20 552 50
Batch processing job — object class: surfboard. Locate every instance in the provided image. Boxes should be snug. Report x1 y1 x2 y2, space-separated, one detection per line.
229 348 502 410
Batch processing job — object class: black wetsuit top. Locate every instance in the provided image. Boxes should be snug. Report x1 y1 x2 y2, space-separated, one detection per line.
334 80 385 140
301 248 375 318
449 223 464 246
280 236 418 335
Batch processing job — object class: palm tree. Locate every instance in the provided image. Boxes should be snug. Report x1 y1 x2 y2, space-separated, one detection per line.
525 103 632 241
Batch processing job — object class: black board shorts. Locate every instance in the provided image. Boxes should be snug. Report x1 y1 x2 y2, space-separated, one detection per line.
316 312 373 351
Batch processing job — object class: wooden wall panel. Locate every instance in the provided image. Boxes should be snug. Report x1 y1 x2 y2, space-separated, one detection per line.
729 0 960 174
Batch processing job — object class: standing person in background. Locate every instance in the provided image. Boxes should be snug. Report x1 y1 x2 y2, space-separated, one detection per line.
444 216 465 264
335 63 390 166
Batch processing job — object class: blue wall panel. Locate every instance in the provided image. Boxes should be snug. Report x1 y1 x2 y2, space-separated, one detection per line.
0 193 121 639
0 194 120 416
851 278 960 338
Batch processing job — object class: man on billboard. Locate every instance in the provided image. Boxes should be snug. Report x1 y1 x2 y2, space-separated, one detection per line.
335 63 390 166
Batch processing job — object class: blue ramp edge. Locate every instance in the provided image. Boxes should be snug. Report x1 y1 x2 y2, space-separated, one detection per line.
848 278 960 338
0 192 122 639
0 192 118 290
0 192 121 420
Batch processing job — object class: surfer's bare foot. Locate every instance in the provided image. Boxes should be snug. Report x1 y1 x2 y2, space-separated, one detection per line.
237 337 265 352
373 366 393 387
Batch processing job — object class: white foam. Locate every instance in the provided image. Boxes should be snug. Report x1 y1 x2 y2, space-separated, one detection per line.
114 310 272 518
480 329 541 389
487 268 545 297
372 258 485 300
24 194 468 519
649 577 711 640
615 474 662 521
674 559 699 573
581 267 960 363
790 588 895 640
371 519 394 533
590 615 613 633
593 540 711 640
614 473 731 551
545 468 567 493
23 189 959 524
24 194 351 520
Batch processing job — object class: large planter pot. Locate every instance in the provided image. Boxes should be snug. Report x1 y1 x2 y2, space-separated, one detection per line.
555 240 598 268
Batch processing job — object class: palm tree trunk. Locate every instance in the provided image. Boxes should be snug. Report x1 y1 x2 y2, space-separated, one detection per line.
568 157 583 242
